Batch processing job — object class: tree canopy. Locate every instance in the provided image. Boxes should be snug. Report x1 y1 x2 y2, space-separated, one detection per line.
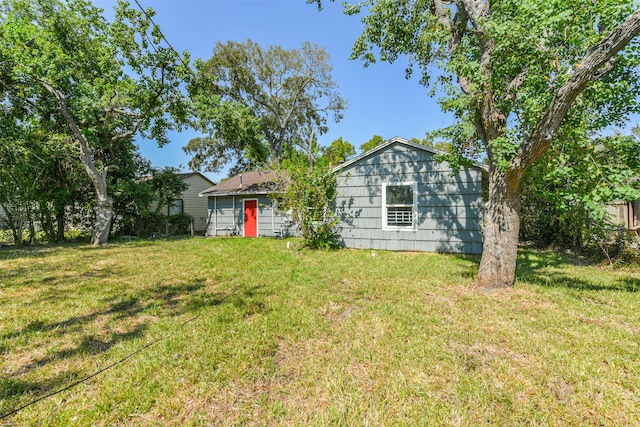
0 0 191 245
520 129 640 251
185 39 346 174
322 137 356 166
359 134 386 153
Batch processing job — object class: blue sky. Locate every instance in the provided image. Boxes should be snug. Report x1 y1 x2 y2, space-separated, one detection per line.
93 0 453 182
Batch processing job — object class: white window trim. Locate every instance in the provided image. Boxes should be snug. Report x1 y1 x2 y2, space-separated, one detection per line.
382 181 417 231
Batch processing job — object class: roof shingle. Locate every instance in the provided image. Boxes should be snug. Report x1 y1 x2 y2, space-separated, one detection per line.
199 171 279 196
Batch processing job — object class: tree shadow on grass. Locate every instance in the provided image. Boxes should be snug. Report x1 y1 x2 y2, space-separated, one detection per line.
4 281 213 339
516 250 639 293
0 283 272 420
450 249 639 292
5 326 147 378
0 281 221 418
2 281 209 377
450 253 481 281
1 280 271 408
0 369 84 411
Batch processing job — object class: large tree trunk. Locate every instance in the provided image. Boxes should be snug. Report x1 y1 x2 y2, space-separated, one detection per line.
475 167 522 288
39 81 116 247
92 194 113 246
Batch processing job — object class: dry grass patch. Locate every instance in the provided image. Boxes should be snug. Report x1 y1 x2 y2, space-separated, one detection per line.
1 239 639 425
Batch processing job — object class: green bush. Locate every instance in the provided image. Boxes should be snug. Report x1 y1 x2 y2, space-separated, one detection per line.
274 154 341 250
167 214 192 235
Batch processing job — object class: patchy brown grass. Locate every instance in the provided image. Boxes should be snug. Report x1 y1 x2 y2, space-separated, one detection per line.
1 239 639 426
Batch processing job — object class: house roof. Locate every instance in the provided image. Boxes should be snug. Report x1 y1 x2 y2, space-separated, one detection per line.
333 136 488 173
199 170 279 197
178 172 215 186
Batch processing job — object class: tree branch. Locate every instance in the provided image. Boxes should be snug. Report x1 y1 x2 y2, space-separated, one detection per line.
432 0 452 29
512 7 640 178
37 79 109 199
110 63 167 144
505 69 527 103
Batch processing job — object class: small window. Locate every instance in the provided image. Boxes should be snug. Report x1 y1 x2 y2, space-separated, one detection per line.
383 182 415 229
169 199 183 215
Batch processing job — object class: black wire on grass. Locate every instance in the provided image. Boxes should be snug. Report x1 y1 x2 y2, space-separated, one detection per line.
1 285 240 420
0 314 200 420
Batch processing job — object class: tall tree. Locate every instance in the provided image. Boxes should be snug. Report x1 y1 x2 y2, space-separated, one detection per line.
359 134 385 153
322 137 356 166
185 39 346 173
312 0 640 287
0 0 191 246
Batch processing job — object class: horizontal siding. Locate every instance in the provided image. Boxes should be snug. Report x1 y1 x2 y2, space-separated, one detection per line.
339 237 482 254
336 205 482 221
335 142 485 254
338 227 482 242
335 179 483 196
182 175 213 232
336 194 483 208
205 195 297 238
338 169 483 186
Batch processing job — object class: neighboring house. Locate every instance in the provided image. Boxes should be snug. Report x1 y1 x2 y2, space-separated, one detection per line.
152 172 215 234
200 137 487 254
333 137 486 254
199 171 294 237
173 172 216 234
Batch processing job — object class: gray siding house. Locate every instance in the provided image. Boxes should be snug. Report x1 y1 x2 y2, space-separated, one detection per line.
333 137 486 254
149 172 215 234
200 137 486 254
199 171 295 238
174 172 216 234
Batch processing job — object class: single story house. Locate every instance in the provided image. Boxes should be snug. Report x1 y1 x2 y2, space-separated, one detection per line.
172 172 216 234
333 137 486 254
149 172 215 234
199 137 486 254
199 171 295 238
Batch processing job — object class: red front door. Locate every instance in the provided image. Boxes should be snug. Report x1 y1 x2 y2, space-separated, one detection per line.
243 200 258 237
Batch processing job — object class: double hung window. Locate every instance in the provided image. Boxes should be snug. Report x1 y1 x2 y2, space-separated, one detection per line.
383 182 416 229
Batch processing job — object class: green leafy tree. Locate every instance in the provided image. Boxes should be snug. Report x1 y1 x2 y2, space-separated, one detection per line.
322 137 356 166
312 0 640 287
32 135 92 243
111 161 189 237
0 0 191 246
0 130 40 244
149 168 190 216
107 150 155 236
359 134 385 153
274 152 340 249
408 133 454 152
520 131 640 251
185 39 346 173
0 94 90 244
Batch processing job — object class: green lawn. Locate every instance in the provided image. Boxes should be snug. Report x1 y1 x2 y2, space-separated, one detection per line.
1 237 639 426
